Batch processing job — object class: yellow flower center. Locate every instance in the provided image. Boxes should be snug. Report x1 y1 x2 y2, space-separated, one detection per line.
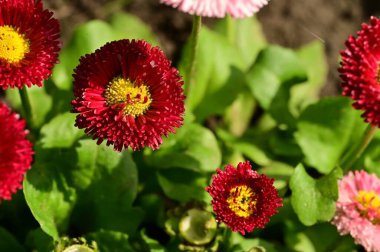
0 25 30 64
356 190 380 223
226 185 256 218
104 77 152 117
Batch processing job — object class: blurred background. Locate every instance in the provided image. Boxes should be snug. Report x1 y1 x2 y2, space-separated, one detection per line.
43 0 380 96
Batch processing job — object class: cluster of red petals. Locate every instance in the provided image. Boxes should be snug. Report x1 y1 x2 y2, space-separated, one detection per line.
206 161 282 235
340 16 380 126
0 0 60 89
72 39 185 151
0 102 33 200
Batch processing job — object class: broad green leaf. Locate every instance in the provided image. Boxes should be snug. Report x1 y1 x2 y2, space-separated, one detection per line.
295 97 356 174
6 85 53 128
0 227 26 252
214 17 267 67
71 140 142 234
24 140 140 240
290 41 328 116
109 12 159 46
24 159 77 240
39 112 85 148
141 229 165 252
246 46 307 127
216 128 271 166
52 13 158 91
269 128 302 158
229 232 278 252
87 230 134 252
145 123 221 172
52 20 124 90
259 162 294 192
290 164 341 226
180 27 246 120
224 88 257 137
25 228 54 252
157 169 211 203
285 223 356 252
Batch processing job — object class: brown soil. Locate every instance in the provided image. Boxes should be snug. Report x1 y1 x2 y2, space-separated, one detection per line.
44 0 380 96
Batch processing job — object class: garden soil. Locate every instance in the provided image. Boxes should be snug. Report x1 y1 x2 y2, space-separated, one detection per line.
45 0 380 96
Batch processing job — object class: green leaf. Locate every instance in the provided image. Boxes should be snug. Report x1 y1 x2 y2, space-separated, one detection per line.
246 46 307 127
180 27 246 120
141 229 165 252
52 20 124 90
145 123 221 172
229 232 278 252
216 128 271 166
109 12 159 46
87 230 135 252
23 159 77 240
52 13 159 91
290 41 328 116
25 228 54 252
224 88 257 137
24 140 140 240
285 223 356 252
71 140 142 234
6 85 53 128
39 112 85 148
0 227 26 252
157 169 211 203
295 97 356 174
214 17 267 67
290 164 341 226
259 162 294 192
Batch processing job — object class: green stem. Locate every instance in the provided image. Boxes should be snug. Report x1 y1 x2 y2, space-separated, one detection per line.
226 15 236 44
185 15 202 95
18 88 34 128
341 124 377 170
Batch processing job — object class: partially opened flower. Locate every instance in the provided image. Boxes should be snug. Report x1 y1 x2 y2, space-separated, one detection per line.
340 17 380 126
332 170 380 252
0 102 33 201
160 0 269 18
206 161 282 235
0 0 60 89
72 39 185 151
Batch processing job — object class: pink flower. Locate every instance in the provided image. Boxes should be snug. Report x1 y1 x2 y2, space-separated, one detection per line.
332 170 380 252
160 0 269 18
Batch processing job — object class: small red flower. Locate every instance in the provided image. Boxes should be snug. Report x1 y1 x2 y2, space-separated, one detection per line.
340 16 380 126
206 161 282 235
0 102 33 201
72 39 185 151
0 0 60 89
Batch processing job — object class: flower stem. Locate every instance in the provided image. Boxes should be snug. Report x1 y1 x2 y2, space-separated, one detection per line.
185 15 202 95
226 15 236 44
18 88 34 128
341 124 377 170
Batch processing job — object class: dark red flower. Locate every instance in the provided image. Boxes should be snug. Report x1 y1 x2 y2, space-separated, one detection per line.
0 0 60 89
340 16 380 126
0 102 33 201
72 39 185 151
206 161 282 235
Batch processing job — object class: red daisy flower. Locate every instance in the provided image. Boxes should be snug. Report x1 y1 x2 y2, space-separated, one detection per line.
0 101 33 201
206 161 282 235
0 0 60 89
72 39 185 151
339 16 380 126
